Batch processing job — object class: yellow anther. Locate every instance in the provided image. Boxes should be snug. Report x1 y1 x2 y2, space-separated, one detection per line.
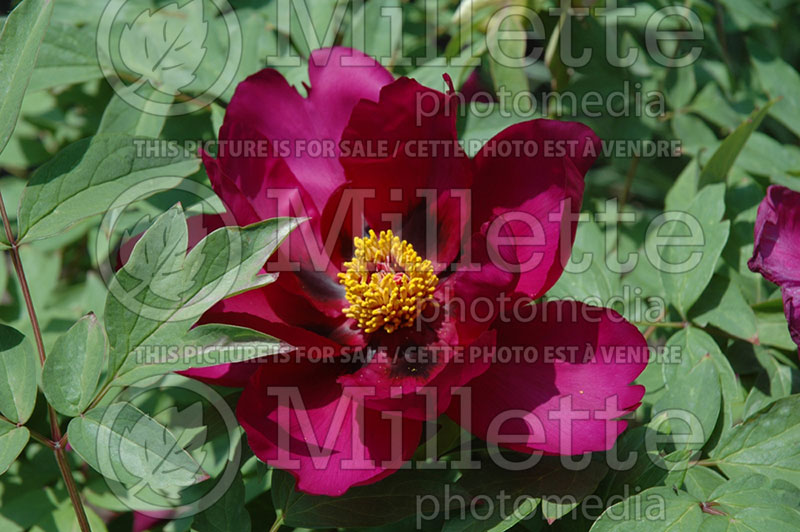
338 230 438 334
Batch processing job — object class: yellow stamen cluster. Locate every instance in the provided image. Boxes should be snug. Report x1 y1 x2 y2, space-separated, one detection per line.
338 230 438 334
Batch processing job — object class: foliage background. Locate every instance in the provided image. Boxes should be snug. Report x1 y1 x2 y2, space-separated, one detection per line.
1 0 800 531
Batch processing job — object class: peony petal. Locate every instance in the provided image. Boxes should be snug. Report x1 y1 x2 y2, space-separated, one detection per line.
336 319 495 420
340 77 471 271
219 47 393 213
748 185 800 354
447 232 519 343
782 285 800 354
180 309 352 387
449 300 646 455
237 358 422 496
471 120 599 299
748 185 800 287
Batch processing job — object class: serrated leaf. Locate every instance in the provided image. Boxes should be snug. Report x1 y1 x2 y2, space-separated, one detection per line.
41 313 107 417
105 206 301 373
0 324 38 424
657 184 730 317
67 402 207 490
0 419 29 476
119 0 208 94
16 134 199 243
0 0 54 155
710 395 800 487
697 102 774 187
193 472 251 532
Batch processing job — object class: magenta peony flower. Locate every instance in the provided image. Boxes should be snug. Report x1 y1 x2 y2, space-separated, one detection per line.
748 185 800 353
184 47 647 496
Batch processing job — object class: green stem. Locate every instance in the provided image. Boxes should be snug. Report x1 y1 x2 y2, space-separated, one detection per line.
0 189 91 532
268 514 284 532
619 155 640 212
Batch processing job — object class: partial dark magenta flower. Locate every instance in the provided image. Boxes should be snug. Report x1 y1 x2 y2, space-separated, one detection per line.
748 185 800 353
185 47 647 495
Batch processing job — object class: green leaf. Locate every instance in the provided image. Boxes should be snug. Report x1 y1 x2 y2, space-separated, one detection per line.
16 134 199 243
0 324 38 424
444 456 606 531
41 313 107 417
288 0 348 58
689 274 758 342
590 486 703 531
748 39 800 138
0 0 54 155
67 402 207 489
597 427 692 502
664 159 700 212
28 22 102 92
706 342 746 441
652 328 721 450
666 65 696 110
697 101 774 187
702 475 800 530
687 83 747 131
272 468 464 529
97 85 172 138
743 348 799 418
755 309 798 351
591 476 800 531
547 220 620 304
104 205 188 370
681 466 726 500
104 206 301 372
30 497 108 532
487 12 528 107
460 102 527 157
343 0 403 64
193 472 251 532
710 395 800 486
0 419 29 476
719 0 777 30
116 323 291 384
656 184 730 317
